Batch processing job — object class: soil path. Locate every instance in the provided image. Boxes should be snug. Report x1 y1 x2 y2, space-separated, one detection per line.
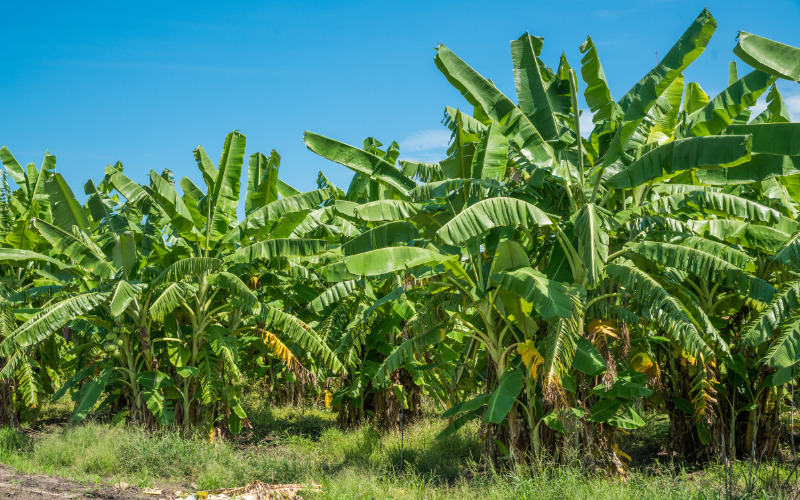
0 465 159 499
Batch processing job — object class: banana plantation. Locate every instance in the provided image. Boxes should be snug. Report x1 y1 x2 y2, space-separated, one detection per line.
3 8 800 476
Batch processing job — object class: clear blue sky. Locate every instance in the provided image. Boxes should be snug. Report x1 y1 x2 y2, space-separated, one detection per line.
2 0 799 197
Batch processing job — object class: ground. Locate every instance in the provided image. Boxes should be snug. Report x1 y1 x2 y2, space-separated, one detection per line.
0 464 145 499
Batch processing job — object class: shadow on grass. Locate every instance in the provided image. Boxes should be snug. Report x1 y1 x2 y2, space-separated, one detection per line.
236 398 338 446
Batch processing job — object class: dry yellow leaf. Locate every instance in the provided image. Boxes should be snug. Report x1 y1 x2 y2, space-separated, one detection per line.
517 340 544 379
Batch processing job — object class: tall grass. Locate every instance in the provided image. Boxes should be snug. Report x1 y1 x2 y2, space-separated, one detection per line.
0 404 793 499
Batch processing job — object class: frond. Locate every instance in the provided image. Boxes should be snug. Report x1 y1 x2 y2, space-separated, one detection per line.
774 225 800 269
260 329 316 385
109 280 142 317
208 325 242 379
226 238 327 264
150 282 197 321
257 306 344 374
197 348 221 405
17 355 41 408
321 295 359 344
651 191 788 228
630 241 774 303
32 219 114 278
0 249 70 271
340 221 419 256
574 203 611 285
0 349 23 380
762 315 800 368
607 261 711 357
409 179 465 202
309 281 358 313
206 272 257 311
691 360 718 425
152 257 223 286
334 323 367 369
517 339 544 379
353 200 420 223
741 279 800 347
0 292 106 355
372 326 446 384
400 160 445 183
673 235 753 271
436 197 553 245
2 286 64 308
542 298 582 402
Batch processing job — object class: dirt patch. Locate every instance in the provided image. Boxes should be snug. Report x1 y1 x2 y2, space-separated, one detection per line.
0 465 154 499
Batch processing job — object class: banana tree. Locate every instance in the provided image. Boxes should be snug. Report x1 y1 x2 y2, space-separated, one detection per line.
303 134 450 428
0 132 343 436
406 7 799 470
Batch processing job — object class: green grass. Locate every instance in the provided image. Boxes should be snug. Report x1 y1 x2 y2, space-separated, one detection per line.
0 401 795 499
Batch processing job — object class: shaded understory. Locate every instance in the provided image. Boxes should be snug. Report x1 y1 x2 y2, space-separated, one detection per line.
0 396 797 499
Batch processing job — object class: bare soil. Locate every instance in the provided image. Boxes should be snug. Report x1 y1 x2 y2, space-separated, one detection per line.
0 465 156 499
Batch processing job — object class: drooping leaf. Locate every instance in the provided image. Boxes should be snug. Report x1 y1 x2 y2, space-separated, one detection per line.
695 153 800 185
229 188 330 240
109 280 141 317
206 272 258 310
310 281 359 313
762 315 800 368
152 257 223 286
607 135 751 189
0 249 69 270
341 221 419 256
734 31 800 82
150 282 197 322
724 123 800 156
33 219 114 279
741 279 800 347
258 306 344 373
437 197 553 245
0 292 106 354
343 247 453 276
372 328 446 383
226 238 327 264
353 200 420 222
630 241 774 302
607 261 711 357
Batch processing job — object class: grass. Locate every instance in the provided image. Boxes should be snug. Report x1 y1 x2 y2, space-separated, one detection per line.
0 395 795 499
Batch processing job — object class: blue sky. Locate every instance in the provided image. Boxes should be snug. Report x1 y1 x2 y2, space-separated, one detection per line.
2 0 799 198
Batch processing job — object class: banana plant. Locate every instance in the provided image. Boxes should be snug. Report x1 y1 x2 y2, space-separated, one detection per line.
0 133 343 436
402 7 800 470
302 135 447 428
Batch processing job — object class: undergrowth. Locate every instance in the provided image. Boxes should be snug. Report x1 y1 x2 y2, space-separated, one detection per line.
0 398 794 499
